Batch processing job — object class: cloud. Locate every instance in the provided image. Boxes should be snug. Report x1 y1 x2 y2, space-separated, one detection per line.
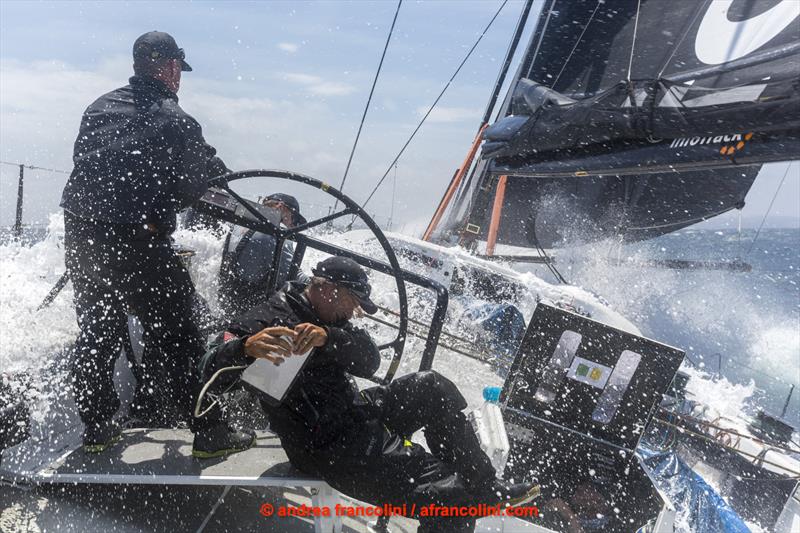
416 106 480 123
0 58 132 224
0 59 482 230
282 72 322 85
281 71 355 96
277 42 299 53
307 82 356 96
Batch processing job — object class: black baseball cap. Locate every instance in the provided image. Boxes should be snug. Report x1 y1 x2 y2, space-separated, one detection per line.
133 31 192 72
265 193 307 226
311 257 378 314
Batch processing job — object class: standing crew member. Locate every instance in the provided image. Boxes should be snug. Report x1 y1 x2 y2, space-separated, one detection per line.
60 31 254 455
197 257 539 530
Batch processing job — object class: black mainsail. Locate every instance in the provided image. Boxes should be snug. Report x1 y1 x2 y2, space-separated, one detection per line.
429 0 800 250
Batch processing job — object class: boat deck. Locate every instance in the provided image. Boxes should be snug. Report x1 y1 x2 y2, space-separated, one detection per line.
3 428 319 487
1 428 391 532
0 428 537 532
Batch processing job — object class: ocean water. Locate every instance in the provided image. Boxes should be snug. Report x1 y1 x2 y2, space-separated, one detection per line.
556 228 800 427
468 221 800 440
1 215 798 533
2 217 797 428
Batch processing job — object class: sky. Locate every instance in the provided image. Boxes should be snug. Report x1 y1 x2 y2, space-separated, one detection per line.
1 0 798 235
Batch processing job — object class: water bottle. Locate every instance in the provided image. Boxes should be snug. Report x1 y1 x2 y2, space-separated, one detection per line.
469 386 511 477
483 386 502 403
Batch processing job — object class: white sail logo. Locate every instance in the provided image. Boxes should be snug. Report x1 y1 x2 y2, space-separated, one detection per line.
669 132 754 156
695 0 799 65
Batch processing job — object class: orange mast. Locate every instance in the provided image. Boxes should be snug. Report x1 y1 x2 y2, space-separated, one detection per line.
485 175 508 256
422 124 488 241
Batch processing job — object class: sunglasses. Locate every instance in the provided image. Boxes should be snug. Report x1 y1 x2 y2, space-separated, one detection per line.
334 280 370 300
323 280 365 308
149 48 185 61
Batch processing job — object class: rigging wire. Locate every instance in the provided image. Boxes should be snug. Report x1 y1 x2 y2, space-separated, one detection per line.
482 0 536 125
747 163 793 256
388 162 398 230
508 0 555 111
353 0 510 221
627 0 643 81
652 416 800 478
737 208 743 259
551 0 601 89
332 0 402 213
440 0 534 243
365 310 494 363
530 217 568 284
657 407 800 457
0 160 70 175
656 0 710 79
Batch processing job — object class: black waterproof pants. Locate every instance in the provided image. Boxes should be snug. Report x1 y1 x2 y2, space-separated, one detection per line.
64 213 208 430
287 371 496 533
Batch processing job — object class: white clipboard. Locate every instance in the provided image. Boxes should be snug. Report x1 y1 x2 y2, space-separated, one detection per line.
240 343 312 405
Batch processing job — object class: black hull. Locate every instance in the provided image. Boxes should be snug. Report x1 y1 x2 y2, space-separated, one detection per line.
472 165 758 248
489 130 798 178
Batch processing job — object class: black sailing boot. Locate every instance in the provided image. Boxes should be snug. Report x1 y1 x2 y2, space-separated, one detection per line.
474 478 541 507
192 423 256 459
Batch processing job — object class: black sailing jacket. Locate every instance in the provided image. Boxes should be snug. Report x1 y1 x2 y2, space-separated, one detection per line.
198 280 381 451
61 76 228 230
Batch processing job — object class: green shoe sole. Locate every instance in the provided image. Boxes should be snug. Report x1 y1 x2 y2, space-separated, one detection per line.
192 437 255 459
83 433 122 454
506 485 541 507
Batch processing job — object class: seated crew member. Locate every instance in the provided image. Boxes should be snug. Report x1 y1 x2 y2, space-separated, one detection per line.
196 256 539 532
217 193 307 319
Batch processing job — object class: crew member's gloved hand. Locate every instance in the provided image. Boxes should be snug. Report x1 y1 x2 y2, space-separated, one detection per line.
293 323 328 354
244 326 297 365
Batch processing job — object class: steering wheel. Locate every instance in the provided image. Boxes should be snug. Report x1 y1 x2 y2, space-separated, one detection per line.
204 170 409 384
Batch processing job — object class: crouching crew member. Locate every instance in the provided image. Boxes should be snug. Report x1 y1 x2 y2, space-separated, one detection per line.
197 257 539 532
